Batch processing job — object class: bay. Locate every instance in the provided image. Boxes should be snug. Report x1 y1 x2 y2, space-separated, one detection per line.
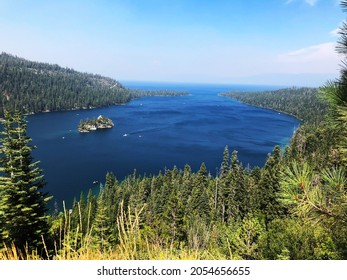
25 82 299 208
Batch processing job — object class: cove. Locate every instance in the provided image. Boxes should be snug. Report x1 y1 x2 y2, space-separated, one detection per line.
25 82 299 208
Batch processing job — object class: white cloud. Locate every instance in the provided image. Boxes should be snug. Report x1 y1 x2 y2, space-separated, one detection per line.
330 21 345 37
277 42 341 73
285 0 318 6
282 42 334 58
330 27 340 36
305 0 318 6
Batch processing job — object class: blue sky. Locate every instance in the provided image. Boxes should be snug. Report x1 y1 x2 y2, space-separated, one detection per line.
0 0 345 86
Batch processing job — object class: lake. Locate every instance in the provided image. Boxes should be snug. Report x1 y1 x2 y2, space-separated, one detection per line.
25 82 299 208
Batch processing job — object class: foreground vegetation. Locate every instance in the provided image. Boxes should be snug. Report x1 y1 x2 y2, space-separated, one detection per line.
1 1 347 261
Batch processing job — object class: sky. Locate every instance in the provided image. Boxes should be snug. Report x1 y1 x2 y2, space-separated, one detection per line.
0 0 345 86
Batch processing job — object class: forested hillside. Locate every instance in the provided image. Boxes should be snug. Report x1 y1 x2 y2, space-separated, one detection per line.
0 53 131 115
222 87 327 124
0 53 187 117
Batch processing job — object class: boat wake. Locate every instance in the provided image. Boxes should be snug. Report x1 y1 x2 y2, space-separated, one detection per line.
124 125 172 136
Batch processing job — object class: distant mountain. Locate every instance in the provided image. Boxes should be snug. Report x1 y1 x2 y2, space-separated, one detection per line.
0 53 131 116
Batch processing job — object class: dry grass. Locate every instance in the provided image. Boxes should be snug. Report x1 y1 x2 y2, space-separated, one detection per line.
0 243 43 260
0 202 226 260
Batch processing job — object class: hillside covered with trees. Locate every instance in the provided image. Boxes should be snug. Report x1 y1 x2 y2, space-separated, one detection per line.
0 53 187 117
0 53 130 115
221 87 328 124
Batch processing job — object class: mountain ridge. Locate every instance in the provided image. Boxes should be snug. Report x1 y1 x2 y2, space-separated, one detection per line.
0 52 131 116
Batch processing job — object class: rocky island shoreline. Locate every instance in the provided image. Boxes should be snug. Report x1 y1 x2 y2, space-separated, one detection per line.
78 115 114 133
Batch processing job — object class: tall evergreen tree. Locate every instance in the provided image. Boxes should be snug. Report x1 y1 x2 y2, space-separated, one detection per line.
320 6 347 165
180 164 193 208
92 190 115 252
86 188 97 233
0 110 51 254
257 146 285 221
162 187 185 243
227 150 246 219
217 146 232 223
188 163 210 220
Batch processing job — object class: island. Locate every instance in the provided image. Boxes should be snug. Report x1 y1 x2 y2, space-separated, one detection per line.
78 115 114 133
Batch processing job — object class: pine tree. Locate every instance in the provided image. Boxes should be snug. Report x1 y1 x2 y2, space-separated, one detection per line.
226 150 246 220
248 166 262 212
92 190 115 252
0 110 51 254
162 187 185 243
180 164 193 208
105 172 116 191
86 188 97 233
188 163 210 221
316 1 347 166
258 146 285 221
217 146 232 223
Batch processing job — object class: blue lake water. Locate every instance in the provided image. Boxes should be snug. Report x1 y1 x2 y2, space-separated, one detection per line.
25 82 299 207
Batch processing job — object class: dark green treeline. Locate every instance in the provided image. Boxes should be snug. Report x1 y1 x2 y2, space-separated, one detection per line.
0 53 187 117
222 87 327 124
0 53 130 115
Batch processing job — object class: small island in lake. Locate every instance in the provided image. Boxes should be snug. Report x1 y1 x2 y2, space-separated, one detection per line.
78 115 114 133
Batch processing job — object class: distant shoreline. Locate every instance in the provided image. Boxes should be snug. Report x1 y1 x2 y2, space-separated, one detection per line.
0 90 188 119
220 94 303 123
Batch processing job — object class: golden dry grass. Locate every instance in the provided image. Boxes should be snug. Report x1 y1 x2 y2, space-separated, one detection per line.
1 202 225 260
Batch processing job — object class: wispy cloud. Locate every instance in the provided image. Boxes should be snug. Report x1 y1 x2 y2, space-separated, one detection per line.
279 42 335 61
305 0 318 6
277 42 341 73
330 27 340 36
330 21 345 37
285 0 318 6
